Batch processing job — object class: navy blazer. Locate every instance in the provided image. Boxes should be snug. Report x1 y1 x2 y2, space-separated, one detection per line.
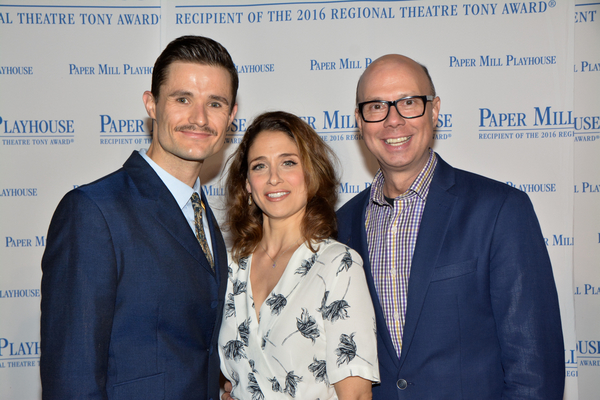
41 151 227 400
337 154 564 399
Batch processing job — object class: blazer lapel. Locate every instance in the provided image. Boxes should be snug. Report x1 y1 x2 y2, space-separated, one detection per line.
398 155 457 367
201 190 226 280
202 191 228 345
123 152 206 266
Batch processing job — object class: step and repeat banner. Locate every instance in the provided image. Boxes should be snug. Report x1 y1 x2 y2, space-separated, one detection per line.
0 0 597 399
573 1 600 397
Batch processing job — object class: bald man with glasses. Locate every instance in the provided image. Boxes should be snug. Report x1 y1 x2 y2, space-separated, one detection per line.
336 54 565 399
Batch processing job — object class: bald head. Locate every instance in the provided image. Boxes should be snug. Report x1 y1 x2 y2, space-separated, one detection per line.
356 55 436 105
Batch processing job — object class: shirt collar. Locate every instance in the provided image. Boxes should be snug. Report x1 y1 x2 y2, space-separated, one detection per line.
369 149 437 206
138 149 201 210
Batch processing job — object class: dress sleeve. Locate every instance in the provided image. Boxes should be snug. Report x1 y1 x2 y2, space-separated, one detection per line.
320 244 380 385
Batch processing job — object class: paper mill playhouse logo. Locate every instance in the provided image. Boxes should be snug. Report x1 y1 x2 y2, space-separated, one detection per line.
0 337 40 369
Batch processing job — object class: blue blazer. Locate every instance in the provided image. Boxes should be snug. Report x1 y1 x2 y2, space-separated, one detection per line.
41 152 227 400
337 155 564 399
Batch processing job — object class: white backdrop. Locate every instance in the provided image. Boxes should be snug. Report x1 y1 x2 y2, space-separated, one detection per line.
0 0 597 399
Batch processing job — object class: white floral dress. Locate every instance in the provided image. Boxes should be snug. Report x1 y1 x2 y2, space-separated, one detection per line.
218 239 379 400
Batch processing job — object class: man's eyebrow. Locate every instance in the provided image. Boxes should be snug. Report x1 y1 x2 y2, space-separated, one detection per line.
208 94 230 106
168 90 193 98
362 93 413 102
167 91 230 106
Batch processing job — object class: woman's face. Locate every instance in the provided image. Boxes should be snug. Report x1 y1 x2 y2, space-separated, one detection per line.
246 130 308 224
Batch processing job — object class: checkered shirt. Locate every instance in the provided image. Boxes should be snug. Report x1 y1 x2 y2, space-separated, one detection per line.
365 150 437 357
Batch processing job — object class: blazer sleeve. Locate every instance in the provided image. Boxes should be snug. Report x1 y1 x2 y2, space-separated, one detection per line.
489 189 564 399
41 190 118 400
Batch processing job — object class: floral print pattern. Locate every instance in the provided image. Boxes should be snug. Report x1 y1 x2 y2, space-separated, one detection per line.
219 240 379 399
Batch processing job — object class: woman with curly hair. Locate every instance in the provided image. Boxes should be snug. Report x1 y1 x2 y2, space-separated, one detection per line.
218 111 379 399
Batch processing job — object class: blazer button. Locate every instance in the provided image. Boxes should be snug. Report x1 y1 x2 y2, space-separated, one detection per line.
397 379 408 390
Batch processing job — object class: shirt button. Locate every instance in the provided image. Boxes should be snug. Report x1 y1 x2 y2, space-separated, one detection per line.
397 379 408 390
393 313 400 321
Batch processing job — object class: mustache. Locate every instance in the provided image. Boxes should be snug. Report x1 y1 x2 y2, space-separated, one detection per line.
174 125 217 136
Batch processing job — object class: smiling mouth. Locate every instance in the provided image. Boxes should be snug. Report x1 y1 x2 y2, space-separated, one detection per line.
267 191 289 198
385 136 411 146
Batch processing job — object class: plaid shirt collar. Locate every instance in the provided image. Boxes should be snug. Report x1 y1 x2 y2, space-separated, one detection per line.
369 149 437 207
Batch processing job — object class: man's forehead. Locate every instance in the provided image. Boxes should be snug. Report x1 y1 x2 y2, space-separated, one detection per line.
360 63 423 96
161 62 233 95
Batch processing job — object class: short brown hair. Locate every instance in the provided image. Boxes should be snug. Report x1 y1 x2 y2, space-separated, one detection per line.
151 35 238 107
225 111 339 262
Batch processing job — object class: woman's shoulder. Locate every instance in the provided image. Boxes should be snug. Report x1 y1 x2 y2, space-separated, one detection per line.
315 238 360 255
311 238 363 268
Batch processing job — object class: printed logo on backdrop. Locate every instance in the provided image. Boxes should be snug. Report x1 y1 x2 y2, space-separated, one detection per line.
225 118 247 144
0 289 40 299
574 181 600 193
573 115 599 143
0 115 74 146
5 235 45 248
0 188 37 197
173 1 556 27
0 5 159 26
202 184 224 198
339 182 372 195
0 66 33 75
574 60 599 73
0 337 39 370
574 283 600 296
235 62 274 74
576 340 600 367
506 181 557 194
477 106 574 141
541 233 573 247
574 4 597 24
69 64 153 76
99 115 150 146
310 57 372 71
565 348 578 377
450 54 556 68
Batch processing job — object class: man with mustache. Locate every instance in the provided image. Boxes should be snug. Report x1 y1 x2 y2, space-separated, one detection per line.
41 35 238 400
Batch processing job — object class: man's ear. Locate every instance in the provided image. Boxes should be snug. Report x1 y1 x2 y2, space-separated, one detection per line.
355 107 363 133
143 91 157 120
431 96 441 126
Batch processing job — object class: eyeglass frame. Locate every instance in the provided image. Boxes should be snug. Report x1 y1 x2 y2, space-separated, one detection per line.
357 95 435 123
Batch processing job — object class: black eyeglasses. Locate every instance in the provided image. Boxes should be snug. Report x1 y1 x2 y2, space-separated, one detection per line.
358 95 434 123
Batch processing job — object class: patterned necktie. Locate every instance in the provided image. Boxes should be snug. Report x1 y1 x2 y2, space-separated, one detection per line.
191 192 214 271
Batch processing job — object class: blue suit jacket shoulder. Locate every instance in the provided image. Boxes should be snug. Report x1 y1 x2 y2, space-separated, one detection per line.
41 152 227 400
337 154 564 400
